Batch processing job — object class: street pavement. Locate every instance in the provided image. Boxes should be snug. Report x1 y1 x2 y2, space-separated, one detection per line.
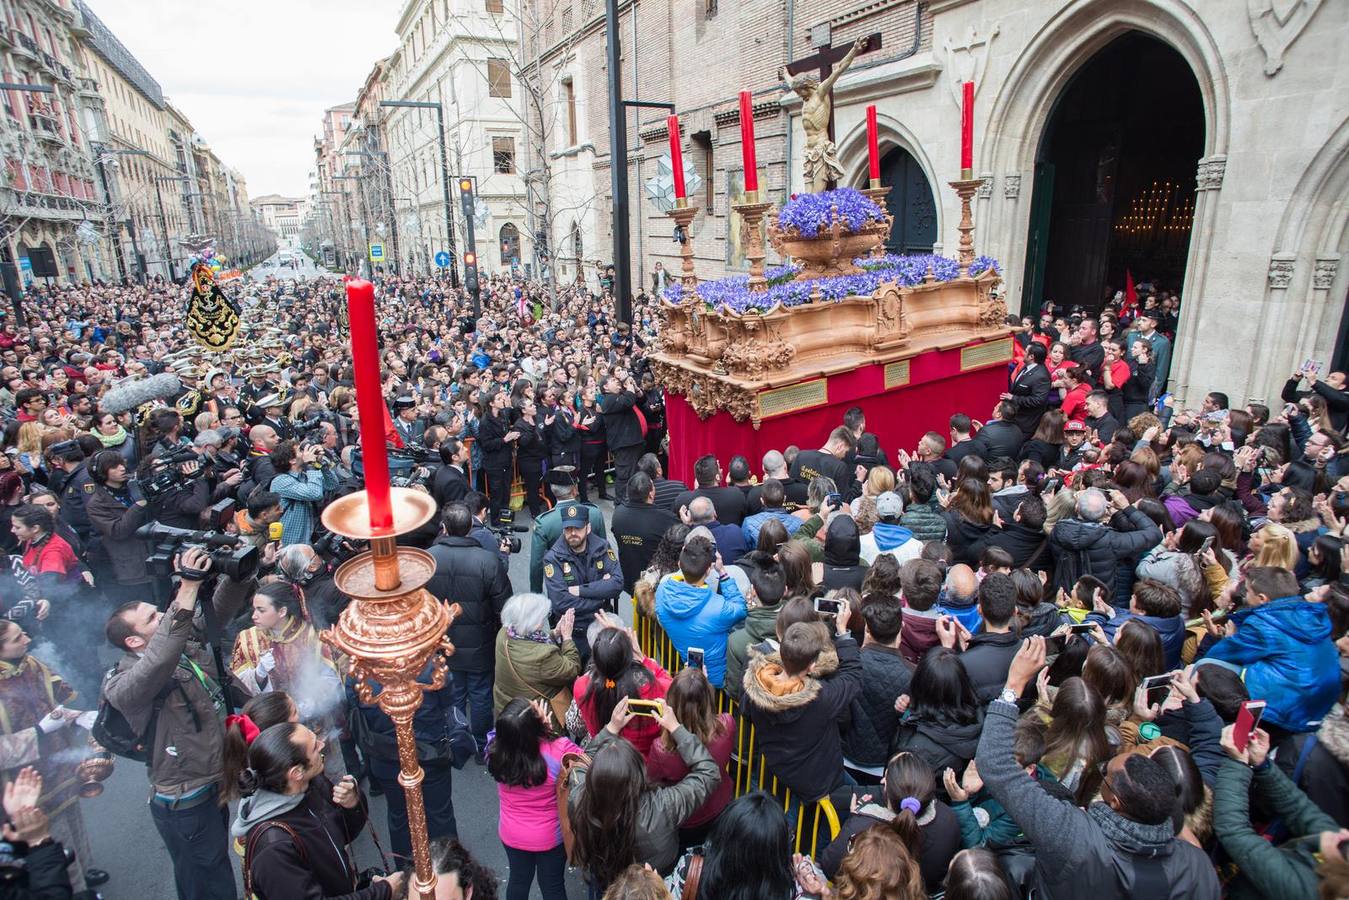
84 500 619 899
245 247 329 281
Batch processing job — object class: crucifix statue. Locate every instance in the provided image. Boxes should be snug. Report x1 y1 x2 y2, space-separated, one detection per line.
781 33 882 193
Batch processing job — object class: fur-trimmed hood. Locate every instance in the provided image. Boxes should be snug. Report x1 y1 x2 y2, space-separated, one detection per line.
1318 703 1349 767
742 648 833 713
1283 517 1323 535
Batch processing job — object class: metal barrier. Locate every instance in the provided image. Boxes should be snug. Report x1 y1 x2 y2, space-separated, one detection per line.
632 598 841 859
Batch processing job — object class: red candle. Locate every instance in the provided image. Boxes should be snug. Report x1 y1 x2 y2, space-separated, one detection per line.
739 91 758 193
960 81 974 173
668 115 686 200
344 279 394 532
866 105 880 181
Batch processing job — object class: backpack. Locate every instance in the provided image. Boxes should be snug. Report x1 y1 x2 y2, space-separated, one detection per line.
91 665 181 763
556 750 591 864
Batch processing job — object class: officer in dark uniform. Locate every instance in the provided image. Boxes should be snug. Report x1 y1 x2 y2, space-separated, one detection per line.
529 468 605 592
392 395 427 447
541 502 622 664
51 441 95 546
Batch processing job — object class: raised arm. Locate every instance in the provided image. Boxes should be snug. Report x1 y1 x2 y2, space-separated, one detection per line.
819 38 866 95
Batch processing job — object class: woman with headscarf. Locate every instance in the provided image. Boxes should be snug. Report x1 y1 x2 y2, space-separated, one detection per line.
816 514 868 591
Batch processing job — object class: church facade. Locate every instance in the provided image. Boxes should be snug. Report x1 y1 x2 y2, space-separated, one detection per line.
523 0 1348 407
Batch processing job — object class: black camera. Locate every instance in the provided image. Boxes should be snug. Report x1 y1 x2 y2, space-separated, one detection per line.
136 466 180 501
200 498 236 532
493 509 528 553
136 523 259 582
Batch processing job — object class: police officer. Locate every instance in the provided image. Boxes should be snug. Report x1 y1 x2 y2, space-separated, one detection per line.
541 502 622 664
392 395 427 447
50 441 95 547
529 468 605 592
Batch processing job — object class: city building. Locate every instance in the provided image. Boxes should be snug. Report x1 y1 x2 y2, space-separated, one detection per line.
520 0 1349 406
252 193 308 242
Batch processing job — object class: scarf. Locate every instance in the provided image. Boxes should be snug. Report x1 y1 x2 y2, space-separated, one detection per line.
94 425 128 448
506 626 555 645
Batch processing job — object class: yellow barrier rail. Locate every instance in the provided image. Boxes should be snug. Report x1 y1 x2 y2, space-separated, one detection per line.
632 598 842 859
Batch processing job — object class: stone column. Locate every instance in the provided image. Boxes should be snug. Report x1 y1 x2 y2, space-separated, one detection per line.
1171 155 1226 405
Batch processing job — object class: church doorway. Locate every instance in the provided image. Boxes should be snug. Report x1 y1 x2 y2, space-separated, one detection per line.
877 147 937 255
1021 32 1204 315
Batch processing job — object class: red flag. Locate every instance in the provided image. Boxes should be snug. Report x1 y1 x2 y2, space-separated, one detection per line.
1124 269 1138 312
382 402 404 449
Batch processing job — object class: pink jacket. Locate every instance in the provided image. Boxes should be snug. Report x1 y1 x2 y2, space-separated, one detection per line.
496 735 584 851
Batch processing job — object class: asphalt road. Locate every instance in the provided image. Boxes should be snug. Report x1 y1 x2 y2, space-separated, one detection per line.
82 501 621 899
245 247 329 282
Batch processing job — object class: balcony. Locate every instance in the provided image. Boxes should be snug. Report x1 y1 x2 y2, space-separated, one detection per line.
12 30 39 59
1 186 95 221
27 111 63 145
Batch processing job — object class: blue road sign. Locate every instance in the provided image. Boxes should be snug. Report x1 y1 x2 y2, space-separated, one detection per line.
434 251 452 268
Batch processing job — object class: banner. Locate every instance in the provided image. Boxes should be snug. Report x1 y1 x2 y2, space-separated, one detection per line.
185 262 242 350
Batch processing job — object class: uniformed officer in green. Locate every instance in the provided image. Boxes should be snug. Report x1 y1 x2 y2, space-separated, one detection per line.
529 467 605 592
541 502 622 664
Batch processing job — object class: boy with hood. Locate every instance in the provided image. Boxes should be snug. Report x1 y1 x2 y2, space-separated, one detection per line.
724 554 786 700
1084 578 1187 670
742 602 862 802
654 535 747 688
859 491 923 564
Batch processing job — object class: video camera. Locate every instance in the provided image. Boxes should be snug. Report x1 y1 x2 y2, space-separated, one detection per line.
493 508 528 554
136 448 204 501
135 522 259 581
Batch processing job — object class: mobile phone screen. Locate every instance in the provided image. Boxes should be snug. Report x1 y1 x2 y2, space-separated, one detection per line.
1234 701 1266 752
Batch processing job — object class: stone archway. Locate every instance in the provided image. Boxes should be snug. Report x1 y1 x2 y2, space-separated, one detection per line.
838 114 943 255
981 0 1229 315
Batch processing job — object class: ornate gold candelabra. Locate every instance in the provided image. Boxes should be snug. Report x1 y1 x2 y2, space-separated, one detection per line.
862 179 891 259
666 199 701 288
734 190 774 292
321 488 459 900
948 176 985 276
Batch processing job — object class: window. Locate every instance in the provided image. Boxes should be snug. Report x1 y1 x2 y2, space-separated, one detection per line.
487 58 511 98
563 77 577 145
486 0 503 12
693 132 714 207
492 136 516 173
706 0 717 14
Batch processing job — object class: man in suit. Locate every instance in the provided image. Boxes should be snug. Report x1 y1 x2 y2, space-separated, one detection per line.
944 413 982 470
431 438 470 508
974 401 1025 461
1003 341 1051 436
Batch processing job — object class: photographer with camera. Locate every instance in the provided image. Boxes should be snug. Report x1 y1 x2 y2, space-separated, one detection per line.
269 441 338 547
145 449 211 532
427 503 512 757
85 448 152 605
101 545 257 900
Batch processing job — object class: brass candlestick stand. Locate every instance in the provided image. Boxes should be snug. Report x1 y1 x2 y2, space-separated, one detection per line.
666 199 701 288
948 174 984 276
321 488 459 900
734 190 774 292
862 179 891 259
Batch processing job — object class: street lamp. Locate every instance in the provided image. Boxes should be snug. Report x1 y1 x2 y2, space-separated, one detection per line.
152 175 190 280
0 82 55 318
379 99 458 287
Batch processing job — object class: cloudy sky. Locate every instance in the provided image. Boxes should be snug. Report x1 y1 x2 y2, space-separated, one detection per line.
89 0 397 198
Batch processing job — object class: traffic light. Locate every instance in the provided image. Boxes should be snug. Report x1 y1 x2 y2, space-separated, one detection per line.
463 250 479 296
457 177 475 222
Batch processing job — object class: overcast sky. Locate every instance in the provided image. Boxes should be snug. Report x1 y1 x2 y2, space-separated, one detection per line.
89 0 397 198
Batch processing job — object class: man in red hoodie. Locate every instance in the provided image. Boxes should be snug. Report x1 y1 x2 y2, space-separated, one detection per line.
899 558 945 665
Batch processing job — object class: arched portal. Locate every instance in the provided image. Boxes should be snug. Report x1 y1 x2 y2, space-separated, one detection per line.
1022 32 1204 312
877 147 938 255
499 222 520 268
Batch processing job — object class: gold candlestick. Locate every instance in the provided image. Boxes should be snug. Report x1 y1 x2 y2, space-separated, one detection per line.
734 191 774 292
321 488 459 900
948 177 985 275
666 202 701 288
862 183 892 259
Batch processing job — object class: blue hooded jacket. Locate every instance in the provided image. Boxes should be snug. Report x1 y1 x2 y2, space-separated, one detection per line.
871 521 916 552
1086 609 1187 670
654 573 747 688
1200 596 1339 732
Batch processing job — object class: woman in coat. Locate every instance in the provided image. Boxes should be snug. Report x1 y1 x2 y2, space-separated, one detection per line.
493 593 580 732
478 388 518 523
891 649 985 778
227 722 402 899
568 696 718 893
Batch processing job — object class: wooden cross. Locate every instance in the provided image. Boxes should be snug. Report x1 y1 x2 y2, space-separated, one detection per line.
785 32 883 142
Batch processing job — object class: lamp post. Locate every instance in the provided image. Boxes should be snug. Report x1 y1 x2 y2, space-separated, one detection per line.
151 175 189 281
380 99 458 287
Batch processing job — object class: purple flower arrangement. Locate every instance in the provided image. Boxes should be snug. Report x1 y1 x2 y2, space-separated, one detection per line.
970 255 1001 277
661 252 1000 315
775 188 885 237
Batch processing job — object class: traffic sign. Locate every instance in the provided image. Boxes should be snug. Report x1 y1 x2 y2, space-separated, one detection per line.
434 250 452 268
368 242 385 262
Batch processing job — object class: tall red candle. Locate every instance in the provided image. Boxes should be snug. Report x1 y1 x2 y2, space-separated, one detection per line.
668 115 686 200
344 279 394 532
866 105 880 182
960 81 974 174
739 91 758 193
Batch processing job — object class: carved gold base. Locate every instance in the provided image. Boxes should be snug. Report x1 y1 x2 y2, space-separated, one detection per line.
862 185 892 259
948 177 984 275
666 204 701 288
734 200 774 292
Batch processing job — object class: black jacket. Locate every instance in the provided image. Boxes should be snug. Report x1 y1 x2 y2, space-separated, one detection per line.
478 410 514 469
153 477 210 530
611 500 677 593
600 390 644 451
1086 412 1120 443
791 450 858 500
959 631 1022 701
973 420 1024 462
0 839 75 900
985 520 1050 570
742 635 863 801
672 486 749 527
430 464 469 508
427 534 513 672
1019 439 1063 470
748 478 809 510
1007 364 1051 435
546 407 580 457
241 775 386 900
842 644 913 768
820 801 962 892
1049 508 1163 594
514 418 547 462
891 708 986 776
942 512 994 566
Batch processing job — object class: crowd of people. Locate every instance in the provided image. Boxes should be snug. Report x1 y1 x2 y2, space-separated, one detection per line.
0 262 1343 900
